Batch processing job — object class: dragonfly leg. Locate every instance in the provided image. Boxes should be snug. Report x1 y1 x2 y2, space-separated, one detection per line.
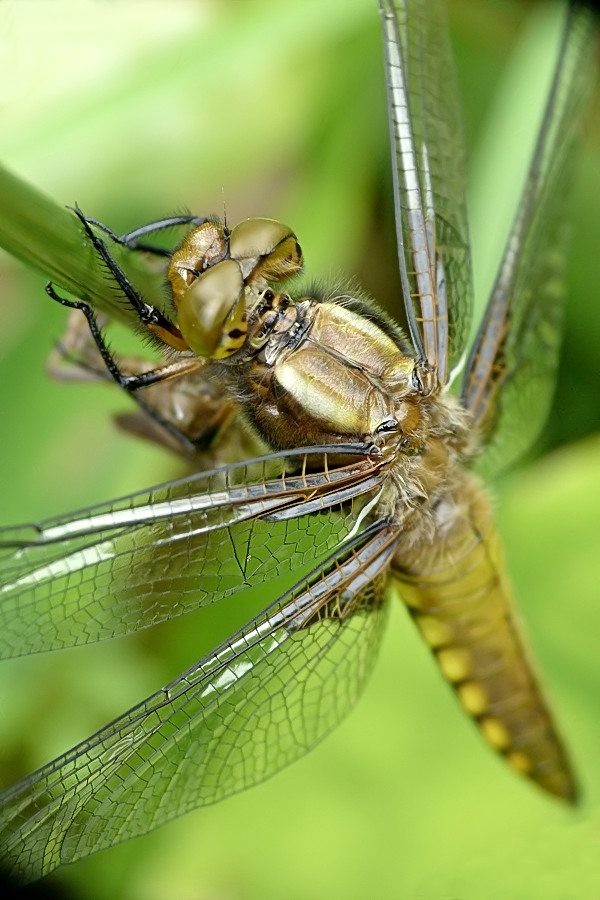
45 282 201 453
47 307 114 384
80 211 211 257
45 283 165 391
70 206 186 346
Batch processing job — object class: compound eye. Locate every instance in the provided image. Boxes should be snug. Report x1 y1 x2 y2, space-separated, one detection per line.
176 258 247 359
229 218 303 283
168 221 229 308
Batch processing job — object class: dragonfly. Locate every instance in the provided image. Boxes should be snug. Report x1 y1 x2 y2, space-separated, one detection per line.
0 0 594 883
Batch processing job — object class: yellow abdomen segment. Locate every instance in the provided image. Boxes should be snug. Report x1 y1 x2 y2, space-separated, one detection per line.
392 478 577 802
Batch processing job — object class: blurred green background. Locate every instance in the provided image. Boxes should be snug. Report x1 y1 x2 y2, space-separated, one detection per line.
0 0 599 897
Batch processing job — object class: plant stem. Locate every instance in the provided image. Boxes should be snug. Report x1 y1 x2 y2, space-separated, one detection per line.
0 163 167 326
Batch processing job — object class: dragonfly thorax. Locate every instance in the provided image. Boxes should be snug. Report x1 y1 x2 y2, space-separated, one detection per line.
219 288 437 456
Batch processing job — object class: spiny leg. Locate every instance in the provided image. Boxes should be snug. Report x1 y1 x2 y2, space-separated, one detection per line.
47 306 238 460
45 283 175 391
47 307 115 384
45 283 200 453
81 211 212 258
70 206 183 342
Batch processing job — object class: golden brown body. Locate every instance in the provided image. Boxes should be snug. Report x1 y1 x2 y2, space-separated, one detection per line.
0 0 591 882
392 470 575 801
46 227 578 805
222 277 577 801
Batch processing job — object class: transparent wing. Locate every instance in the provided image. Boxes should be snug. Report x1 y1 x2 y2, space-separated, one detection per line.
380 0 472 383
0 445 389 658
461 4 595 480
0 524 397 883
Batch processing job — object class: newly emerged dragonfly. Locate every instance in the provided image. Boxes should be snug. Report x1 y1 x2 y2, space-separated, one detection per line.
0 0 594 883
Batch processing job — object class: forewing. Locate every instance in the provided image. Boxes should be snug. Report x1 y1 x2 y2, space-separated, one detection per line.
0 524 397 883
380 0 472 383
461 4 595 480
0 446 388 658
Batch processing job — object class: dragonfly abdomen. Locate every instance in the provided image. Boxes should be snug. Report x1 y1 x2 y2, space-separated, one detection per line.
391 476 577 802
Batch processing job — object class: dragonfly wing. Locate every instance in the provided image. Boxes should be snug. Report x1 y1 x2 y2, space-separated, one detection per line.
0 446 388 657
461 5 595 480
380 0 472 382
0 524 397 882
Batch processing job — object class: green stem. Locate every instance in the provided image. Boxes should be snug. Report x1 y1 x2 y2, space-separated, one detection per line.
0 163 166 326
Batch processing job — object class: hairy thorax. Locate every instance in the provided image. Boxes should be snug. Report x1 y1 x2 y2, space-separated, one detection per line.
207 285 477 553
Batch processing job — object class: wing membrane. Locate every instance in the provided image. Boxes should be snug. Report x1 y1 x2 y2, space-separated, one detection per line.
461 4 595 479
0 446 388 658
380 0 472 382
0 524 397 883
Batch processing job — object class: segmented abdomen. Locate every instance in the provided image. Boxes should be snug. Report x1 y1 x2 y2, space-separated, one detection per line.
392 476 576 802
